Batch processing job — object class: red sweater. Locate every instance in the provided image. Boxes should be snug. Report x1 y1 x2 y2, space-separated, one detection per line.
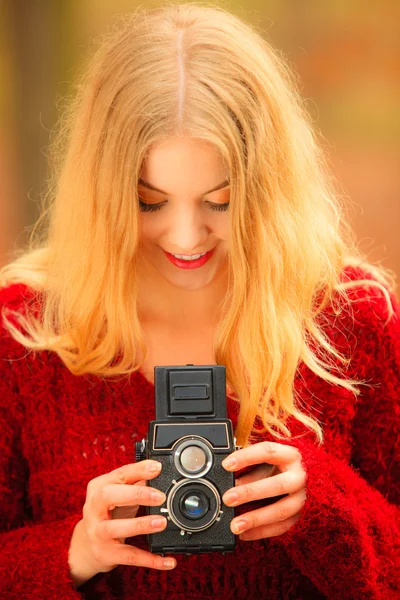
0 265 399 600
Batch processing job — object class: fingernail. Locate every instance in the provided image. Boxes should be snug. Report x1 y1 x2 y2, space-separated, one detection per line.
164 558 176 568
222 457 236 470
151 517 166 529
232 520 247 534
149 462 162 473
151 491 166 502
223 491 238 505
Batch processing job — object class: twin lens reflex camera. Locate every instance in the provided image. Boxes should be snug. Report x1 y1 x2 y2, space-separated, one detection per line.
114 364 241 556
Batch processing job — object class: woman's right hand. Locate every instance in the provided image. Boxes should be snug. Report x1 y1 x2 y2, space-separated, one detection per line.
70 459 176 586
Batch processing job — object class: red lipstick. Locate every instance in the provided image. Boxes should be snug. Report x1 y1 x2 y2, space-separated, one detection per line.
163 248 215 269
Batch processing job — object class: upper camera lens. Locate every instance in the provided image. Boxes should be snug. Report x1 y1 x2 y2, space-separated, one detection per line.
180 445 207 474
173 437 213 479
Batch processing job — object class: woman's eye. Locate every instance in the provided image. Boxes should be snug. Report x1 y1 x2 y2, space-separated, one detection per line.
209 202 230 212
138 199 163 212
138 199 230 213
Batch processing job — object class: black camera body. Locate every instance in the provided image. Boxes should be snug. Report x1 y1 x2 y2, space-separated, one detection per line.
136 364 239 556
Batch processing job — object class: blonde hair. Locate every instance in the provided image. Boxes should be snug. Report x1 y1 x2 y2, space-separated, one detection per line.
1 2 397 448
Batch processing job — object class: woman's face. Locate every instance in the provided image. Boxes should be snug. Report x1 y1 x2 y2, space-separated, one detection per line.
137 137 230 292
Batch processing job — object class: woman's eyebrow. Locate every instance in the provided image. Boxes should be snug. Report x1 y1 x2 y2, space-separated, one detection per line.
138 178 230 195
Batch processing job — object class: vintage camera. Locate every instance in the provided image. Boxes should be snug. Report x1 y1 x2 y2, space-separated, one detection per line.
134 364 239 556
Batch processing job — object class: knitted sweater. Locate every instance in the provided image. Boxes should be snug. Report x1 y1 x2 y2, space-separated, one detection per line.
0 265 399 600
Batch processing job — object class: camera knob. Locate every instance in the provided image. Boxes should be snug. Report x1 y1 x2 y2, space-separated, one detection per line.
135 438 147 462
233 436 242 452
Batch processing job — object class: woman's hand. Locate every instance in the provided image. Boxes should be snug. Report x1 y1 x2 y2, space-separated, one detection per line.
72 459 177 583
221 441 307 541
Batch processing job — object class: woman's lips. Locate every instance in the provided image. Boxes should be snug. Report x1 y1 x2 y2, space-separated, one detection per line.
163 247 215 269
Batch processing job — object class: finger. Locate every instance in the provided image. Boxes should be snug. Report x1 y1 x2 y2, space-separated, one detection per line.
93 482 166 520
104 542 177 571
239 511 303 541
100 460 163 487
222 441 300 472
110 481 148 519
96 515 168 541
230 488 307 534
235 463 279 486
225 469 306 506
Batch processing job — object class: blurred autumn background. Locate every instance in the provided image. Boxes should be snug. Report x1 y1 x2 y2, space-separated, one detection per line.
0 1 399 276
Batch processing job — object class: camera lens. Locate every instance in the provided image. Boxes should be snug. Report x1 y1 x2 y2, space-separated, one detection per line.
180 491 209 520
180 446 207 474
167 478 221 532
173 436 213 479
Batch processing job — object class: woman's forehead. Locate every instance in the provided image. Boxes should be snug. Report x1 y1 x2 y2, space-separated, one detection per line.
140 138 229 196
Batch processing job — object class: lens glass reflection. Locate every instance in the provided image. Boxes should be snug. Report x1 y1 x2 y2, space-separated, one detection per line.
181 491 209 519
180 445 206 473
184 495 202 516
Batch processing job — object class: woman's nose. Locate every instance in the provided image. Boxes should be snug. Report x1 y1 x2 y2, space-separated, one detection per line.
166 206 209 251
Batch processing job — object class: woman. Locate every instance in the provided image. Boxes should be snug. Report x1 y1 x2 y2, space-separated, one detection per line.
0 3 398 599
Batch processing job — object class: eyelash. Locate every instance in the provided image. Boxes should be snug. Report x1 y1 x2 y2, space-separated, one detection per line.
138 199 230 213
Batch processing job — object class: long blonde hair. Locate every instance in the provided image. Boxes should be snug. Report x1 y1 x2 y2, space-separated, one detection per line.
1 2 397 447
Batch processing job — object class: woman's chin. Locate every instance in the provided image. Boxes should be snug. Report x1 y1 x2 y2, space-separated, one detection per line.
158 270 216 291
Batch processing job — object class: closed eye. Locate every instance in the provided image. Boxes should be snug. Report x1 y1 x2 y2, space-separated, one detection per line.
138 199 163 212
138 199 230 213
209 202 230 212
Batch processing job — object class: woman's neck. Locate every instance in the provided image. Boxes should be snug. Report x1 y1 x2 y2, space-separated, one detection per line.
136 268 229 330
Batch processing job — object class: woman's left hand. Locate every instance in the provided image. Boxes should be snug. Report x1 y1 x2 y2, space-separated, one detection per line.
221 441 307 541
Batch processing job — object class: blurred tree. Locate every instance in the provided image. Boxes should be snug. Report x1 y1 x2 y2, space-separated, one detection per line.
1 0 75 257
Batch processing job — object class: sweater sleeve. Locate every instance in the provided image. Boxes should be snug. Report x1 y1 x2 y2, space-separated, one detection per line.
277 285 400 599
0 299 86 599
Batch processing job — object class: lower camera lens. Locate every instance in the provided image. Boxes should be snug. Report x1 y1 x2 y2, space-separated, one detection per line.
180 492 209 520
167 478 221 532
